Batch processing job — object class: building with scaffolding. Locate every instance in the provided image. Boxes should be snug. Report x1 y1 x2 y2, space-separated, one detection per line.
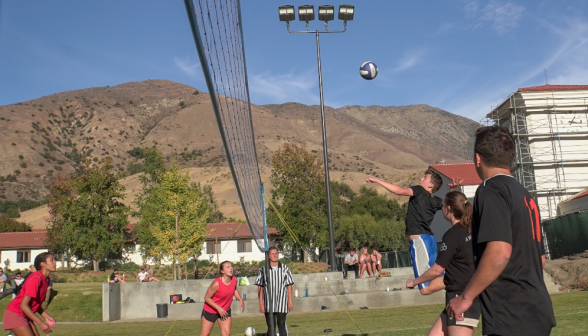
482 84 588 221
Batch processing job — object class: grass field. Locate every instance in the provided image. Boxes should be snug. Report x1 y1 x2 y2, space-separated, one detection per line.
0 283 102 322
3 290 583 336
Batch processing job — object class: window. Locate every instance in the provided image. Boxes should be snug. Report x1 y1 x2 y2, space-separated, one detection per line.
17 250 31 263
206 242 221 254
237 240 252 253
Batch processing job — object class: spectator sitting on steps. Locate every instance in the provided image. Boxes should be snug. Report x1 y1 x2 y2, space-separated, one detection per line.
136 268 149 282
343 248 359 279
109 269 124 283
145 265 160 282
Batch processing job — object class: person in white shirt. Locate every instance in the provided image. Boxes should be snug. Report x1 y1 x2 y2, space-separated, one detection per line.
343 248 359 279
136 268 148 282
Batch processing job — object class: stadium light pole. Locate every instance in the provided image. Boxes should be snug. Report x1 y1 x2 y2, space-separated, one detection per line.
279 5 354 272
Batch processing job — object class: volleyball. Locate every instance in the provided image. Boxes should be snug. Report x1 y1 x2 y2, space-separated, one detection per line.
359 61 378 80
244 326 256 336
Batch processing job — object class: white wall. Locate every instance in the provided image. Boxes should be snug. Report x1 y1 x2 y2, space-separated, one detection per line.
1 249 48 271
495 89 588 220
122 239 280 266
557 197 588 216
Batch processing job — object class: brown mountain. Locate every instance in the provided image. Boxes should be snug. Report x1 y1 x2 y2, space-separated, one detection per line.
0 80 479 220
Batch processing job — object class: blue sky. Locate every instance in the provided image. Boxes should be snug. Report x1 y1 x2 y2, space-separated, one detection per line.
1 1 587 121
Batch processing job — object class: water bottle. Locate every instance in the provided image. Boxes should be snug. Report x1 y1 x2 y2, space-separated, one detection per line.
345 287 348 295
243 293 246 301
305 288 308 297
294 289 299 298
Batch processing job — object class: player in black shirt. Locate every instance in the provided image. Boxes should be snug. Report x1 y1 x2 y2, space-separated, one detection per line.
367 169 460 294
407 191 480 335
447 126 556 336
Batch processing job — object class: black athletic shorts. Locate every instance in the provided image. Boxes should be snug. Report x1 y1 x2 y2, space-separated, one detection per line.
442 291 481 328
201 308 232 323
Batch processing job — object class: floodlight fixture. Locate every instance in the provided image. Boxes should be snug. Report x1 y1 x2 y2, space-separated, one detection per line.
338 4 354 21
278 5 295 22
298 5 315 22
318 5 335 22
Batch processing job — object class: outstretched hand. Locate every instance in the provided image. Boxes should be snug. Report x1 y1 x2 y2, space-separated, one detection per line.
448 177 464 191
365 176 378 183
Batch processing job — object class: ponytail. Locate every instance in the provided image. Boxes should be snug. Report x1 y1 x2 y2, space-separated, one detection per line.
444 191 473 234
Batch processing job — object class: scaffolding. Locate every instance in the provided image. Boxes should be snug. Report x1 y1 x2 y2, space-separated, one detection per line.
482 88 588 221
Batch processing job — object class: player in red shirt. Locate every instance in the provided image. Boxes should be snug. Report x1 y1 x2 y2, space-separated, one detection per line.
200 261 244 336
3 252 57 335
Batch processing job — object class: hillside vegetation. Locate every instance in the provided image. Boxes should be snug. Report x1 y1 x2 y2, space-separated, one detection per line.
1 80 480 223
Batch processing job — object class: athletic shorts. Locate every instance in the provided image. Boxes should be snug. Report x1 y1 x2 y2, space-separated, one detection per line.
409 233 442 289
442 291 481 328
201 308 232 323
3 309 33 330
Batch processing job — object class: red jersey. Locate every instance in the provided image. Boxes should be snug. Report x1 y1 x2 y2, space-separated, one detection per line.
203 276 236 314
7 271 50 317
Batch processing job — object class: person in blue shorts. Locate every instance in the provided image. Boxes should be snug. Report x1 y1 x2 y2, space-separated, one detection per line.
367 169 460 294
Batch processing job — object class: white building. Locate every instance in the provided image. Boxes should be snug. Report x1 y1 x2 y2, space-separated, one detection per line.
0 231 48 270
486 84 588 220
557 189 588 216
0 223 279 270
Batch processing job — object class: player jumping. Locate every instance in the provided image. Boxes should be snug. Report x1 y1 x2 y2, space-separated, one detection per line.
367 169 460 294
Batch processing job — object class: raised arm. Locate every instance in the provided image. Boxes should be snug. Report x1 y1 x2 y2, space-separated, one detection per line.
366 177 413 196
448 177 464 192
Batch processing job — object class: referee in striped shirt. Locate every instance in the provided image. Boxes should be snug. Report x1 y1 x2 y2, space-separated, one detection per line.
256 247 294 336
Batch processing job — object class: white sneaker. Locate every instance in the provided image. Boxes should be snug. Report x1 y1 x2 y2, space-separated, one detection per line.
12 294 15 299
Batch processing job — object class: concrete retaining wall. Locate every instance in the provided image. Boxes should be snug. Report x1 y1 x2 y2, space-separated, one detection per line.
167 289 445 319
103 267 560 321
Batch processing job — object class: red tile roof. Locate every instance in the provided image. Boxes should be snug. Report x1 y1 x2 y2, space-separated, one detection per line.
0 223 278 249
0 231 47 249
207 222 278 240
563 189 588 203
518 85 588 92
430 163 482 186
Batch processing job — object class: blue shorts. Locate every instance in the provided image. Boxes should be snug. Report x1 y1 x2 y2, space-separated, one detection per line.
409 233 441 289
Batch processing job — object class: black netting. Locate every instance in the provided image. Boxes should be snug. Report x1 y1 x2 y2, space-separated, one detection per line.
188 0 265 250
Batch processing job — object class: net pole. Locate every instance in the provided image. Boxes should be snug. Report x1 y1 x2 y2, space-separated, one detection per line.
262 183 268 251
183 0 257 233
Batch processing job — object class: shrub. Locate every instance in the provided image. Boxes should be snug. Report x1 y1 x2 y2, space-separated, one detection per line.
20 163 27 168
4 208 20 218
0 215 31 232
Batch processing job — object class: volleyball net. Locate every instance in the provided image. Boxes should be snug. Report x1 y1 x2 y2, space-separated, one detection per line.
184 0 266 251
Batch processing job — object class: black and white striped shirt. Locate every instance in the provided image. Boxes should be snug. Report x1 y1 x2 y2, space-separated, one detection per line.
255 262 294 313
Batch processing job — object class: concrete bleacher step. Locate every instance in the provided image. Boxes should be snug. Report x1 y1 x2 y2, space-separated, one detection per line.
167 288 444 319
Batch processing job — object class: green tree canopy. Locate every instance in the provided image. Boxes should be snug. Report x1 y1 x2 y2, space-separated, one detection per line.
56 158 130 272
0 216 31 233
268 143 343 251
146 161 209 280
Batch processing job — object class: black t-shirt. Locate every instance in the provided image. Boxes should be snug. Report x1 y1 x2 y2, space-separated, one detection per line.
472 174 556 335
405 186 443 236
435 223 474 293
109 272 116 281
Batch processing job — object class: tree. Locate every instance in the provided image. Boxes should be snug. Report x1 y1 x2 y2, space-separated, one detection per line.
59 158 130 272
132 148 168 262
0 215 32 232
335 186 409 252
147 161 209 280
268 143 337 259
201 184 225 223
45 173 75 268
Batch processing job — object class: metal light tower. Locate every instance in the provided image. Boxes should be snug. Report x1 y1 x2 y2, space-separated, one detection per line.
279 5 355 271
